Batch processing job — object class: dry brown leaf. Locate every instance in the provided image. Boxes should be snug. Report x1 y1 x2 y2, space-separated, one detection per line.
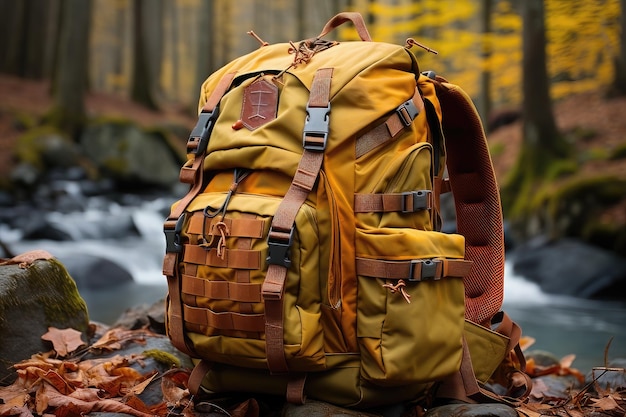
41 327 85 357
89 328 154 352
0 405 34 417
520 336 536 351
161 369 191 407
0 387 30 414
40 382 155 417
124 371 158 397
590 395 625 412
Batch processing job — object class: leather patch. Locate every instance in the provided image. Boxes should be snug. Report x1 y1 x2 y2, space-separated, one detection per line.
241 78 278 130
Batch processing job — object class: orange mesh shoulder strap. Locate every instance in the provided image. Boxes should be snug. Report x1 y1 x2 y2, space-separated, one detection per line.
432 77 505 326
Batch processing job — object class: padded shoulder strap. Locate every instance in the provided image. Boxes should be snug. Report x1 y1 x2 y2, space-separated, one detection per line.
432 77 505 326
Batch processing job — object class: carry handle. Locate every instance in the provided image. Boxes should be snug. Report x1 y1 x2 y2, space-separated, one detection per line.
318 12 372 42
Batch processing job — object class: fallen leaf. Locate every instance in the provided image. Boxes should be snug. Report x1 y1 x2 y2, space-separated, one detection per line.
41 382 155 417
0 405 34 417
590 395 624 412
41 327 85 357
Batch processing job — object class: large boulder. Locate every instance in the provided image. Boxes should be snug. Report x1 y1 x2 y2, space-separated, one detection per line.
79 121 182 190
511 237 626 299
0 250 90 381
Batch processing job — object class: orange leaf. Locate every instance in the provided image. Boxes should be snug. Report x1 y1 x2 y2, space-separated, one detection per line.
41 327 85 357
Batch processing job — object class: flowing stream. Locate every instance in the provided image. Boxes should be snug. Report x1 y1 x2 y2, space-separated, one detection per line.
2 195 625 373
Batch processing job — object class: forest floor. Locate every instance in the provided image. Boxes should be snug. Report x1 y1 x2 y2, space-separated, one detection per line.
1 73 626 220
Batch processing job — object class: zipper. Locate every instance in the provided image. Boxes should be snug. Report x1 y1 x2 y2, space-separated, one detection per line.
320 171 342 309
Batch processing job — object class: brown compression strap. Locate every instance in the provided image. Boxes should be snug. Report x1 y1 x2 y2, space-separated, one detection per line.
433 77 505 327
355 87 424 158
356 258 472 281
318 12 372 41
354 190 432 213
163 71 236 357
261 68 333 375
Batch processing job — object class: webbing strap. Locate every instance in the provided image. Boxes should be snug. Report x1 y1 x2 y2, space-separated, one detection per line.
182 275 262 303
261 68 333 375
183 304 265 332
356 257 473 281
187 214 266 239
354 190 432 213
183 244 261 269
355 87 424 158
163 71 237 357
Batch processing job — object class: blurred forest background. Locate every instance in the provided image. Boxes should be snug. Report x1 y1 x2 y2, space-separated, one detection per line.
1 0 625 254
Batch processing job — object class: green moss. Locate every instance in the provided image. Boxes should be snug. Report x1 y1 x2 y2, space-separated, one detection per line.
582 147 610 162
544 159 578 180
566 126 597 142
609 142 626 160
14 125 66 168
489 142 505 158
142 349 181 368
0 259 89 332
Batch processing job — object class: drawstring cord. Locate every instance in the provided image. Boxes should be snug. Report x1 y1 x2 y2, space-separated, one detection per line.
382 279 412 304
200 169 250 258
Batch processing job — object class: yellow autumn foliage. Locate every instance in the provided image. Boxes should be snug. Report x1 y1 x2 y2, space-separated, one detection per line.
87 0 622 110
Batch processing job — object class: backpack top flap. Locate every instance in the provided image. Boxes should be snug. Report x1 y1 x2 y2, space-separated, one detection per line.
197 40 420 177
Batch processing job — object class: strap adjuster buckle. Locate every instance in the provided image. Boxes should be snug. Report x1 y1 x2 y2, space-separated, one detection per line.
408 259 440 281
396 98 420 127
401 190 431 213
187 110 218 155
266 226 294 268
164 215 185 253
303 104 331 151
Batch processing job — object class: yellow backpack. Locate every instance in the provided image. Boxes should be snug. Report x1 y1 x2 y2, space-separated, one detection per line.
162 12 530 409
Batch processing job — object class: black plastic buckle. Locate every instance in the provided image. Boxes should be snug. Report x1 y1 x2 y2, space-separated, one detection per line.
396 98 420 127
409 259 439 281
303 104 331 151
187 110 218 155
164 215 185 253
266 226 294 268
401 190 431 213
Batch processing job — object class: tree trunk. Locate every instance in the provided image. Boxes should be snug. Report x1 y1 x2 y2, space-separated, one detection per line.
130 0 163 110
195 0 214 109
0 0 27 75
521 0 562 160
612 0 626 96
50 0 92 139
479 0 492 130
502 0 570 218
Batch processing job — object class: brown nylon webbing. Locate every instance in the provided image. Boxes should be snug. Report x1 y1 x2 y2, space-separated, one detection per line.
261 68 333 375
353 190 432 213
187 214 266 239
355 258 473 281
183 244 261 269
182 275 262 303
183 304 265 333
354 87 424 158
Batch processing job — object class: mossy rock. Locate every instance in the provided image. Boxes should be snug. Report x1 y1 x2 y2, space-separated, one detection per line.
509 175 626 254
0 251 90 382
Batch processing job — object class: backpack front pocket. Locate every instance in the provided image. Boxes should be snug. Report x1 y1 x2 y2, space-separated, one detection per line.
180 192 326 371
355 226 467 386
